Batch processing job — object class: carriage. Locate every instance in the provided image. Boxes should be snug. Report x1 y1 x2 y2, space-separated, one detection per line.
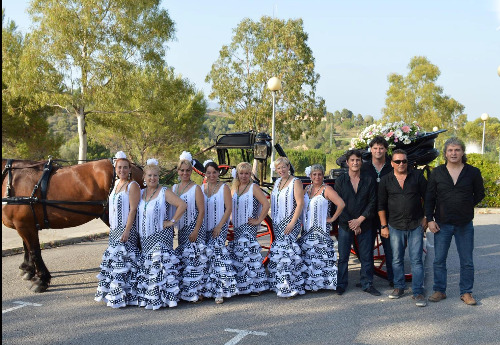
2 127 445 292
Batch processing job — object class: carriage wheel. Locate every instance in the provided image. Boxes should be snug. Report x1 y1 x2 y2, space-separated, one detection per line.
226 215 274 266
352 233 418 282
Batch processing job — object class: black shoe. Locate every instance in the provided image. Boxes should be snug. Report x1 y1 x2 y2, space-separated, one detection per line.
363 286 381 296
355 283 362 288
335 287 345 295
389 281 394 288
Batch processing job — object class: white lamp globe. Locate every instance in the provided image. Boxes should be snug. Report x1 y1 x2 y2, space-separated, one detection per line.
433 126 439 132
267 77 282 91
481 113 489 121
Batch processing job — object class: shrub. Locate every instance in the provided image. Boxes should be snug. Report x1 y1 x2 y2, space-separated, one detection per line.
466 154 500 207
286 149 326 175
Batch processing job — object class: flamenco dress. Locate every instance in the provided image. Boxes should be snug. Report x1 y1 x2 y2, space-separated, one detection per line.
299 187 338 291
228 184 269 294
136 187 180 309
95 181 141 308
173 184 208 302
267 177 306 297
201 185 239 299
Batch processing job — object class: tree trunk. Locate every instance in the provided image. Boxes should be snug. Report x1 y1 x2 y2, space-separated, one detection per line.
77 107 87 163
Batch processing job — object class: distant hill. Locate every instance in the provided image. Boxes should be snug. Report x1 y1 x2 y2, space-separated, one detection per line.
206 110 231 118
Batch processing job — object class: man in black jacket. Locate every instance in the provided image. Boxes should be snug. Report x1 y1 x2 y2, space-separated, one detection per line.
426 137 485 306
378 149 428 307
334 149 380 296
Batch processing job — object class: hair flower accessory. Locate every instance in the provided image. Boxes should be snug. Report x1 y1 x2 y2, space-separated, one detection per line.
146 158 159 166
231 168 237 179
305 166 312 178
113 151 127 166
203 159 213 167
179 151 194 164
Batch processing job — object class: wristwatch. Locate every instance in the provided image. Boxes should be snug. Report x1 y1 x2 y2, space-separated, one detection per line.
381 225 388 229
170 218 177 223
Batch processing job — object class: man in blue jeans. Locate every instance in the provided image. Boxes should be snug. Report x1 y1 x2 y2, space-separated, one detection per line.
378 149 428 307
425 137 485 305
334 149 379 296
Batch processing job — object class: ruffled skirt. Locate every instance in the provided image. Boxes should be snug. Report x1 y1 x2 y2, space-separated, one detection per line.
202 228 239 298
137 230 180 309
95 235 140 308
298 228 338 291
175 240 208 302
267 219 306 297
228 224 269 294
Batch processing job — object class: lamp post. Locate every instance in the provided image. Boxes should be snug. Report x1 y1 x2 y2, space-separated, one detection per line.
432 127 438 149
481 113 489 155
267 76 282 182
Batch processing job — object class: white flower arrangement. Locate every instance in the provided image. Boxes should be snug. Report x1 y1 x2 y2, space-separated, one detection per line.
203 159 213 167
113 151 127 166
350 121 424 153
146 158 159 166
270 161 275 172
231 168 237 179
305 166 312 178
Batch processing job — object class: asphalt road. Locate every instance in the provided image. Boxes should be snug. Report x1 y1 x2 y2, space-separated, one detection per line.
2 214 500 345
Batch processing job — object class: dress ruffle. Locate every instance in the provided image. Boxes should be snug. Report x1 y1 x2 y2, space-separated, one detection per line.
267 237 307 297
175 241 209 301
95 240 140 308
228 233 269 294
203 235 239 298
137 244 180 309
298 230 338 291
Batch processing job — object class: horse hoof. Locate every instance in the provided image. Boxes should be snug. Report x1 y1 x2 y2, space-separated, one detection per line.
22 272 35 280
33 284 48 293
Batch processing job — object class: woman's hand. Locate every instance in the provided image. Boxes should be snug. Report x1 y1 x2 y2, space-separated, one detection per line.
284 223 294 235
163 220 175 229
120 228 130 242
212 225 222 238
248 218 261 226
189 230 199 242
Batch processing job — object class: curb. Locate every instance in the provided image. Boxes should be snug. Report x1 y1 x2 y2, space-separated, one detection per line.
1 232 109 257
475 208 500 214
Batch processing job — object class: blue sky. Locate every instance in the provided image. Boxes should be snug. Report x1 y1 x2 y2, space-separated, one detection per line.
3 0 499 123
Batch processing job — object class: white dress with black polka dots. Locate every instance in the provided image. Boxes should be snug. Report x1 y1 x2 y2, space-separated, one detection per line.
172 184 208 302
201 184 239 299
299 186 337 291
136 187 180 309
95 181 141 308
228 184 269 294
267 177 306 297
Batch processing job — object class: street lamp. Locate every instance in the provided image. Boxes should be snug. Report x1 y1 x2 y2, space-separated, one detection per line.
432 127 438 149
481 113 489 155
267 76 282 182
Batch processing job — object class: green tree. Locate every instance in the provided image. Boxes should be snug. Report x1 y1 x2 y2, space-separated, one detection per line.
206 16 326 141
2 13 63 159
88 66 207 165
383 56 466 131
27 0 175 162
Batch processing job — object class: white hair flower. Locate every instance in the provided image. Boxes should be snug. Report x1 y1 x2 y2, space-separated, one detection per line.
270 161 275 172
113 151 127 166
305 166 312 177
203 159 213 167
146 158 159 166
231 168 237 179
179 151 193 164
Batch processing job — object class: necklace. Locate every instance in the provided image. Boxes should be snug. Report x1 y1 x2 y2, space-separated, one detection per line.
112 180 128 212
307 183 325 212
206 181 220 199
176 180 193 196
143 184 160 212
237 182 251 199
276 175 292 199
372 161 385 182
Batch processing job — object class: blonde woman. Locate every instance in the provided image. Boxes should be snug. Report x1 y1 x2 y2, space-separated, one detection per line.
172 151 207 303
228 162 270 295
95 151 141 308
267 157 306 298
201 161 238 304
300 164 345 291
136 158 187 310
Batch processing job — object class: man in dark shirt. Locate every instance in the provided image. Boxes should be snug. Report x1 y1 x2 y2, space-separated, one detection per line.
425 137 485 306
361 135 394 287
378 149 428 307
334 149 380 296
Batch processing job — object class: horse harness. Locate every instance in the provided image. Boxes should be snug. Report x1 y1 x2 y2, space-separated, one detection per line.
2 158 115 231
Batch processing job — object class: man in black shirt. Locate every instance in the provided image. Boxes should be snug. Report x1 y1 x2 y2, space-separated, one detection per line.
378 149 428 307
334 149 380 296
361 135 394 287
425 137 485 306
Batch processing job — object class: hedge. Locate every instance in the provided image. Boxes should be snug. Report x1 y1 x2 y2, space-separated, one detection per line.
286 149 326 175
466 154 500 208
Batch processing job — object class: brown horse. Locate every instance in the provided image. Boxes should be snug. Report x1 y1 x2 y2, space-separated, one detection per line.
1 158 143 292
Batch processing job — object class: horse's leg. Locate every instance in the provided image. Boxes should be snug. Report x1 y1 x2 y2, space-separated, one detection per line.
18 241 35 281
17 227 51 293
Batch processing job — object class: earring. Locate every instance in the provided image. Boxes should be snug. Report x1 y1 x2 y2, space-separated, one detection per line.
143 180 147 187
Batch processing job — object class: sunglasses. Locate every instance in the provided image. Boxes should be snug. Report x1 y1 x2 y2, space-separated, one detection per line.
392 159 408 165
